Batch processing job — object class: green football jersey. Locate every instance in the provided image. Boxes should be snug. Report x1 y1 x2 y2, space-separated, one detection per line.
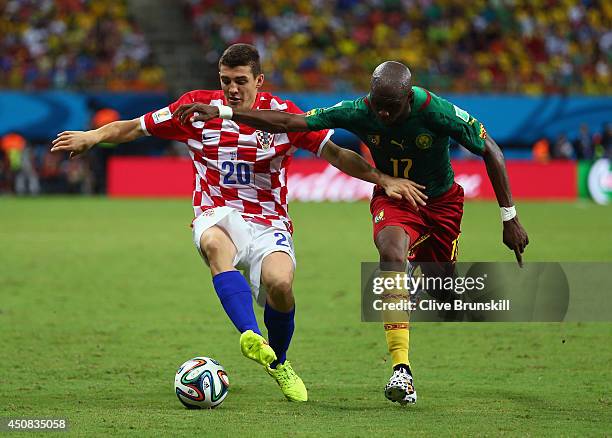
305 86 488 198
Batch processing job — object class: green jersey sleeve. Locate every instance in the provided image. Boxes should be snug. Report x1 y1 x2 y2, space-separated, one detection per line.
420 91 487 155
304 99 359 131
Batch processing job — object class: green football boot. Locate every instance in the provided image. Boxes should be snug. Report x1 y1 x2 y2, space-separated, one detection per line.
239 330 277 367
266 361 308 402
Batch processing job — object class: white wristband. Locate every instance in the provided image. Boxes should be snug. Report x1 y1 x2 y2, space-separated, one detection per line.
500 206 516 222
218 105 233 120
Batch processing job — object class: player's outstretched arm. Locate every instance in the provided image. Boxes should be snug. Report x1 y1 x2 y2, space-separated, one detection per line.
482 135 529 266
173 103 309 133
51 119 145 158
321 141 427 208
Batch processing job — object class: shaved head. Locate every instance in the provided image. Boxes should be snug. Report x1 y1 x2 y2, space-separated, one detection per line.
371 61 412 97
369 61 414 125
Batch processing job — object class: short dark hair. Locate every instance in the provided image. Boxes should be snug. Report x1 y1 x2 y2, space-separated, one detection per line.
219 44 262 77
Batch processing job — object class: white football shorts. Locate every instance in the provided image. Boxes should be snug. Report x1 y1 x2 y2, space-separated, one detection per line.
192 206 296 306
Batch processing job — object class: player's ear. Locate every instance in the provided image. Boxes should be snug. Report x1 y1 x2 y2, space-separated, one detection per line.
255 74 264 89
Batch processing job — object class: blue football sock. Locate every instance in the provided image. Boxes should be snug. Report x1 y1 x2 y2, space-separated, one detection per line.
264 303 295 368
212 271 261 335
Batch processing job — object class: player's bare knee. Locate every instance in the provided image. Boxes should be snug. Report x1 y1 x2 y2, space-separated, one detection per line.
378 245 405 263
261 252 295 307
199 227 236 273
265 276 293 299
200 227 226 256
375 226 409 268
264 274 295 311
377 241 409 271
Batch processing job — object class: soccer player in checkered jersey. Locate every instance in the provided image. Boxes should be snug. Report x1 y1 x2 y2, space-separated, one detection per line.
52 46 427 402
177 61 530 405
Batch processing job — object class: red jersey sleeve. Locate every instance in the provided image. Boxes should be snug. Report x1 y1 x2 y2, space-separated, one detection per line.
139 92 198 142
283 100 334 156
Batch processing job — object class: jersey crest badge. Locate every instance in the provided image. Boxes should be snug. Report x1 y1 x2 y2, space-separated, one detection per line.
374 209 385 224
415 133 433 150
367 134 381 147
256 130 274 150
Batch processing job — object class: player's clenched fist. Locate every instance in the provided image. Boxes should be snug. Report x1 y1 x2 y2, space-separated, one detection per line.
173 103 220 124
51 131 98 158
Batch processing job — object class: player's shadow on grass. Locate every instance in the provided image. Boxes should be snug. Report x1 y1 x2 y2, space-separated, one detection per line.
306 400 416 412
472 388 551 409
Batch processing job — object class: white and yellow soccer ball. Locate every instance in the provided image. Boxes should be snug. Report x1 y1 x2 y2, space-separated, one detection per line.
174 357 229 409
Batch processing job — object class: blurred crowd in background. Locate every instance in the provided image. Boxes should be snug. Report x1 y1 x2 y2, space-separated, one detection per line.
0 0 165 90
0 108 120 195
538 122 612 161
186 0 611 94
1 0 609 93
1 0 611 195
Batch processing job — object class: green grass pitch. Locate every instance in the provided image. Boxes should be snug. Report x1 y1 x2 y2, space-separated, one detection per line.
1 198 611 436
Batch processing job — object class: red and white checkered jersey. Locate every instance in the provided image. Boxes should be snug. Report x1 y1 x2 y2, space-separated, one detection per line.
139 90 333 232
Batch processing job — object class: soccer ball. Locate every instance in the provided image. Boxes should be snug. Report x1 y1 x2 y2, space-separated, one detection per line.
174 357 229 409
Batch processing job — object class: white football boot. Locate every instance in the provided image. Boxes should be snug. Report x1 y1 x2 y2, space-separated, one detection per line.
384 367 417 405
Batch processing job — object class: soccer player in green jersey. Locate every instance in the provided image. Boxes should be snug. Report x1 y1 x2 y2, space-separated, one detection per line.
173 61 529 405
